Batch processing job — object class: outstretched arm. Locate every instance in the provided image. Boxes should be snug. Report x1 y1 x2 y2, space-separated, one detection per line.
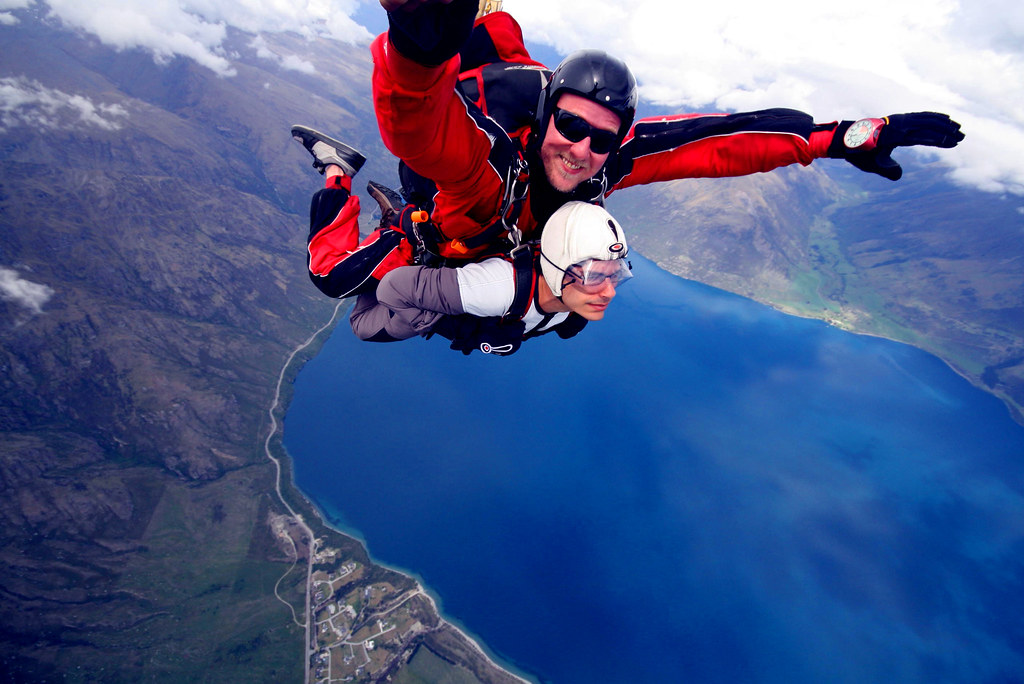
610 109 964 190
611 108 828 188
371 0 509 242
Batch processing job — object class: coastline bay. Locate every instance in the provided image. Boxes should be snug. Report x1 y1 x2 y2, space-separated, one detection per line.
284 255 1024 683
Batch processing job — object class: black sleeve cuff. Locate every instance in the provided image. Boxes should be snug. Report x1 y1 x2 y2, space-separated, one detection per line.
825 121 854 158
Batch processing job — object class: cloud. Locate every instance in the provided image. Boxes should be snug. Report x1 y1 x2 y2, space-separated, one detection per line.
0 267 54 315
509 0 1024 196
0 76 128 133
44 0 237 76
0 0 30 24
40 0 372 78
26 0 1024 196
250 35 315 74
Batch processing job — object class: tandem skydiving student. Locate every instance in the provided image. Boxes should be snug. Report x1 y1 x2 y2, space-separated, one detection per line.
353 199 631 356
294 127 631 356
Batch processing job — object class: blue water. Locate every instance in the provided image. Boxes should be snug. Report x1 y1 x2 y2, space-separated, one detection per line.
285 255 1024 684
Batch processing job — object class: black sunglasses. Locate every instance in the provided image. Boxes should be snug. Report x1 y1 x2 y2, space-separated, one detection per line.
552 108 620 154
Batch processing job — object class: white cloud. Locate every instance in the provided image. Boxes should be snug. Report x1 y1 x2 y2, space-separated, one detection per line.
0 76 128 133
25 0 1024 195
0 267 54 315
44 0 238 76
509 0 1024 196
0 0 30 24
0 0 30 16
251 35 316 74
39 0 372 78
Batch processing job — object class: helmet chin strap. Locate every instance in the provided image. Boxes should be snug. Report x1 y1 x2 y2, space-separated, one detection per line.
526 149 612 229
539 249 570 301
577 173 609 203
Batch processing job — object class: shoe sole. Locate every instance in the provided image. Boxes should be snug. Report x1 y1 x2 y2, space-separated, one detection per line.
366 180 406 214
290 125 367 175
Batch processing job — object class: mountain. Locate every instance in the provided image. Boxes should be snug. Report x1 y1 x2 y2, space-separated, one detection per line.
1 6 1021 683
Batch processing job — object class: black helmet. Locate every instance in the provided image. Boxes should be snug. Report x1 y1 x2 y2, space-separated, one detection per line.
535 49 638 149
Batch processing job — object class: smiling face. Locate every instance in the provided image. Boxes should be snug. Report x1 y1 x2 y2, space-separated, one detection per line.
539 93 622 193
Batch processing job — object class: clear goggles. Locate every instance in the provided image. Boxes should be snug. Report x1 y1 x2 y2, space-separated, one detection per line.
561 258 633 293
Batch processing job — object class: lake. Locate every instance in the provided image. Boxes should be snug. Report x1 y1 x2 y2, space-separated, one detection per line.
285 255 1024 683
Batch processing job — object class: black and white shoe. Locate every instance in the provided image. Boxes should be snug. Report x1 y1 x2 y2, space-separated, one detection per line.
291 125 366 177
366 180 407 228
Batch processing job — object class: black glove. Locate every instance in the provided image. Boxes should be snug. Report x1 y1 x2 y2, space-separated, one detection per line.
429 315 525 356
829 112 965 181
386 0 479 66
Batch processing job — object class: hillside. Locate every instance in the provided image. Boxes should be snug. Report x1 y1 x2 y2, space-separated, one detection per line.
0 14 517 683
2 7 1022 683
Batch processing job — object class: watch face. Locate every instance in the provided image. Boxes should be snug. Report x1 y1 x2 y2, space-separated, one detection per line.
844 118 882 150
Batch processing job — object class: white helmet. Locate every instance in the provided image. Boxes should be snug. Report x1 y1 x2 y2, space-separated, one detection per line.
540 202 630 297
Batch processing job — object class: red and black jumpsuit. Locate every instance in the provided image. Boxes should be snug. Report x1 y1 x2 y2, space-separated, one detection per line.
306 4 842 334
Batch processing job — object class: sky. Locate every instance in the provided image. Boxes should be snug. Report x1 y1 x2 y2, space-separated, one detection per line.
2 0 1023 197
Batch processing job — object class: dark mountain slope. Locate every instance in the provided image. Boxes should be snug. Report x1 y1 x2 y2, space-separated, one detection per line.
0 15 428 682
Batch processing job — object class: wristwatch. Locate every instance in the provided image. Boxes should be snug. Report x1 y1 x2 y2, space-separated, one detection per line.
843 117 887 152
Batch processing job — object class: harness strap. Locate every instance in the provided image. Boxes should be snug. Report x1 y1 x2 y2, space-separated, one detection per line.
502 242 536 323
451 148 530 253
397 205 448 267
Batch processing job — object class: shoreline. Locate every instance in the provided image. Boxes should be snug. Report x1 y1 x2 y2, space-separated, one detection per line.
654 260 1024 429
264 299 536 684
299 491 539 684
265 274 1021 682
766 299 1024 428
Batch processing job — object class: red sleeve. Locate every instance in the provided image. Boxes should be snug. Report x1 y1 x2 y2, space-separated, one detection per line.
611 111 837 191
371 33 504 244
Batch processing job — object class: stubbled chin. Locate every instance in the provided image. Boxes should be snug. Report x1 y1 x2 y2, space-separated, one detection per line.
547 156 588 191
554 175 582 192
